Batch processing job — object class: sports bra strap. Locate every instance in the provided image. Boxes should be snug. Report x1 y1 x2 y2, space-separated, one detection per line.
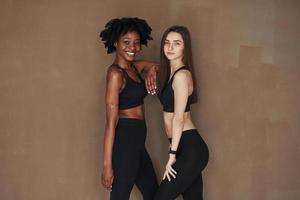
111 63 143 81
131 64 143 81
111 63 126 73
170 66 189 81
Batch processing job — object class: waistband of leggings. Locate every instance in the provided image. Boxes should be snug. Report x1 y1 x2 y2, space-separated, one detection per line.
118 118 146 124
182 129 198 134
168 129 198 142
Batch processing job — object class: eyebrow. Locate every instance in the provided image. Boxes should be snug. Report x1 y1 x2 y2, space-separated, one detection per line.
165 39 183 42
122 37 140 41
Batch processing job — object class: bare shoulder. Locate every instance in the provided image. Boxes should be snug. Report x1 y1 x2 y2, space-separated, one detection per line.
106 66 123 80
173 69 191 83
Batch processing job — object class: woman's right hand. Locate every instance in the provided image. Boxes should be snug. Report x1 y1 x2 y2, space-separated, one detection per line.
101 166 114 190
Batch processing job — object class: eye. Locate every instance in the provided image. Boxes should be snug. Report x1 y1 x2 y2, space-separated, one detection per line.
123 40 130 45
134 41 141 45
164 41 169 44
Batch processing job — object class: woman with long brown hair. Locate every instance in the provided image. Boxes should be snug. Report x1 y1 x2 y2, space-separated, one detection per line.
155 25 209 199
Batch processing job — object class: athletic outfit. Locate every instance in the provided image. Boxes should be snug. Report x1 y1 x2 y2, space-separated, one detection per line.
155 66 209 200
109 64 158 200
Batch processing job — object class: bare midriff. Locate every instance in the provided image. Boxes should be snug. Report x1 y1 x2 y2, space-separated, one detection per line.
163 111 196 138
119 105 145 120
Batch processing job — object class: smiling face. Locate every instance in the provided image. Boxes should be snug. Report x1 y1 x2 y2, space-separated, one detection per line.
163 31 185 62
114 31 141 62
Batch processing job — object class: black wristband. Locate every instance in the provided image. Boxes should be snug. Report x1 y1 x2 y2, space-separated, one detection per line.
168 148 177 155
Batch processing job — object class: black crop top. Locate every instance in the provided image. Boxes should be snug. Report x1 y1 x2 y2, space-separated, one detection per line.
112 64 147 110
159 66 193 113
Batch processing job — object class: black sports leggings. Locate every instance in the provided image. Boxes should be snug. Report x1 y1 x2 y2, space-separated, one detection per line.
154 129 209 200
110 118 158 200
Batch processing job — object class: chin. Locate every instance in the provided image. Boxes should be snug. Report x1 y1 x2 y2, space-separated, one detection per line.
167 56 176 61
125 57 136 62
165 55 173 60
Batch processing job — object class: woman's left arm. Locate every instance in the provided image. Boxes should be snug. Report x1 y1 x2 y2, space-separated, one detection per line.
163 71 190 181
133 60 158 94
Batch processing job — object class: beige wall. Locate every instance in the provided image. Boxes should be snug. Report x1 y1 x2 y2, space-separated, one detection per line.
1 0 299 199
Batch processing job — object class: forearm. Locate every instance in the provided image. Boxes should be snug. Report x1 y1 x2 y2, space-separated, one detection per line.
134 60 158 73
103 121 117 167
143 63 158 73
170 116 185 151
163 116 172 139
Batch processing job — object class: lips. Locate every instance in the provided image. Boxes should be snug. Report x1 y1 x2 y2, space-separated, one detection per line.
126 52 135 56
167 52 175 56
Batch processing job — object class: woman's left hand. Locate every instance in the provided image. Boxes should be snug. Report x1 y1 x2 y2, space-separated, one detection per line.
145 65 157 95
163 154 177 181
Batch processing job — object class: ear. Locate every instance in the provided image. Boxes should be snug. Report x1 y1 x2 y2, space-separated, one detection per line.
114 42 118 48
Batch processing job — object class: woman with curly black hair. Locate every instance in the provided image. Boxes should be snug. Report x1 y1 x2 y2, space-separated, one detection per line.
100 17 158 200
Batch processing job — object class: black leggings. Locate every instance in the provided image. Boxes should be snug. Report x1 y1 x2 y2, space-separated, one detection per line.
110 118 158 200
154 129 209 200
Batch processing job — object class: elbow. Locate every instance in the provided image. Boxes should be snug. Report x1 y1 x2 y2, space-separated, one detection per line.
172 115 185 126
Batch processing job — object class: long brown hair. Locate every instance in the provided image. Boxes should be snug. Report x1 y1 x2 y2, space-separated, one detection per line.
158 25 198 104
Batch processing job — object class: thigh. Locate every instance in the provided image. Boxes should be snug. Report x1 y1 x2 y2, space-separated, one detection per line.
112 138 140 183
182 174 203 200
154 154 201 200
111 147 139 200
135 148 158 200
111 125 143 199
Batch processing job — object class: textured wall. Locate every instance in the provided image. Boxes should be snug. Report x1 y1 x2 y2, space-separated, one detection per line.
0 0 299 200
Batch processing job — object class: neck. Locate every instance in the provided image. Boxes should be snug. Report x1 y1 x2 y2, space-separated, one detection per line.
114 56 131 69
170 59 185 72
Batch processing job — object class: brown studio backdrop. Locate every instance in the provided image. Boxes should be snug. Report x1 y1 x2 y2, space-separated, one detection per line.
0 0 299 200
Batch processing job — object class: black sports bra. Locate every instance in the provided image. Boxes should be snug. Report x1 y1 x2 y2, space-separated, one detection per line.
112 64 147 110
159 66 193 113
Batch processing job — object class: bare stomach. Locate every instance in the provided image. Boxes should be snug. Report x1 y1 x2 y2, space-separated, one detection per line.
163 112 196 138
119 105 145 119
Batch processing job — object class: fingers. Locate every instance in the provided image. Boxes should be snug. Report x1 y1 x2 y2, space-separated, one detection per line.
149 76 157 93
102 177 113 191
145 79 152 94
103 182 112 190
153 73 157 90
168 167 177 179
162 166 177 182
145 76 157 95
166 172 171 182
162 170 170 181
167 165 176 180
171 167 177 175
107 185 112 191
163 171 167 180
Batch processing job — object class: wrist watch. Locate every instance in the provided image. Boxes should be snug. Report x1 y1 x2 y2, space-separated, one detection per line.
168 148 177 155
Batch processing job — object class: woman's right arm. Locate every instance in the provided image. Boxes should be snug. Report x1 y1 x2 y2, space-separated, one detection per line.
102 67 123 190
133 60 158 94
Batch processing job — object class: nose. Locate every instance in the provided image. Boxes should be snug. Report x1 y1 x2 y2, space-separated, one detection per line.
168 43 173 51
129 43 136 51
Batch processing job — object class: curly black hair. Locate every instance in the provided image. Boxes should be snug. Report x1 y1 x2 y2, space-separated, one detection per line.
99 17 153 54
